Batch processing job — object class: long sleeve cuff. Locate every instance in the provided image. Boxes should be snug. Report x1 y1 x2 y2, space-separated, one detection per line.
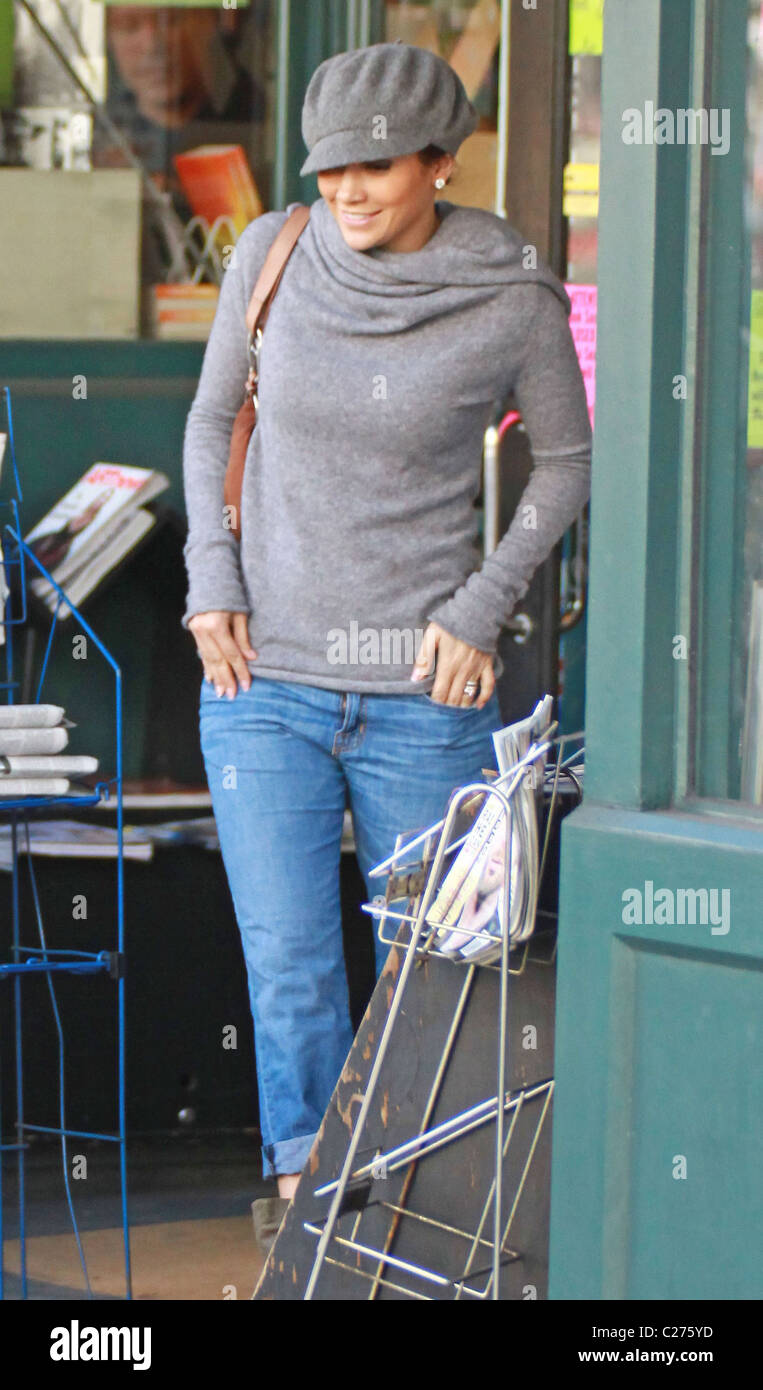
427 447 591 653
427 587 507 655
181 536 250 630
427 279 593 654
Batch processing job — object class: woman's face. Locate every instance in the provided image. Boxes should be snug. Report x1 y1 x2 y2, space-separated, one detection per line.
107 7 218 128
317 152 454 253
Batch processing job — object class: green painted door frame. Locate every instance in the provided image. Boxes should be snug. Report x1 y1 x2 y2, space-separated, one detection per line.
549 0 763 1299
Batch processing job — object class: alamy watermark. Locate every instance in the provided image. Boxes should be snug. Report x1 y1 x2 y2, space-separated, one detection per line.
50 1321 151 1370
621 880 730 935
326 621 426 667
622 102 730 156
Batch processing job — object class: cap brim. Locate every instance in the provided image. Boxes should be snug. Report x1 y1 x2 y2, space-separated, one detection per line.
300 129 451 177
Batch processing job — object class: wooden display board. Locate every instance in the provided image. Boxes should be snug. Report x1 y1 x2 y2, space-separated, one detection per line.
254 932 557 1301
0 169 141 339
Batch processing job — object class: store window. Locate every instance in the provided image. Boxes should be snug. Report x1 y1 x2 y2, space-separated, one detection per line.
686 0 763 808
736 0 763 803
557 2 602 726
564 0 601 429
0 0 273 339
565 0 601 285
383 0 503 212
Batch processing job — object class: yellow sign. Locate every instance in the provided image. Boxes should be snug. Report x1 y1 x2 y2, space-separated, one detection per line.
569 0 604 56
748 290 763 448
563 163 600 219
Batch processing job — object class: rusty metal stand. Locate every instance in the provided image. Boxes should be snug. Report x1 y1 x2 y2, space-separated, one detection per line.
254 729 583 1301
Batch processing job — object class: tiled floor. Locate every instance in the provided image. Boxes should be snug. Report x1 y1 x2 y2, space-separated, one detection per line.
1 1132 272 1301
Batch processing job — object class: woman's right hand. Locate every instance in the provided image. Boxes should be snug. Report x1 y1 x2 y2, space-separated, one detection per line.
188 611 257 698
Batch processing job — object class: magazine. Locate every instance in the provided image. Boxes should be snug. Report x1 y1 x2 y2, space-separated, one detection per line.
129 815 219 850
24 463 169 604
45 508 156 618
459 702 551 961
428 697 555 961
0 820 153 870
425 785 508 929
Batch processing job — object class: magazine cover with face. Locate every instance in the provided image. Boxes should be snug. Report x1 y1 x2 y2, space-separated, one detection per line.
436 806 520 958
431 697 553 961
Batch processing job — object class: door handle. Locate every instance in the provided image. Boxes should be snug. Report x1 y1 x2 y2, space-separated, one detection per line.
482 408 534 643
482 409 589 640
559 510 588 633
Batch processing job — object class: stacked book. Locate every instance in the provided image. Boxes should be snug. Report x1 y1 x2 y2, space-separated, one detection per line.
0 704 98 797
24 463 169 617
424 697 555 964
149 283 220 340
173 144 264 240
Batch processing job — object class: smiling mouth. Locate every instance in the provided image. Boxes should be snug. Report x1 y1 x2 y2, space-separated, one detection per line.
338 208 382 225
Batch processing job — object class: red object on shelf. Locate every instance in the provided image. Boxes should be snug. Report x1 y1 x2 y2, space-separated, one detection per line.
173 145 263 237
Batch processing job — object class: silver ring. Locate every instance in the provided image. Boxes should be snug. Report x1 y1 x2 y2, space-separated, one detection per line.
463 681 477 696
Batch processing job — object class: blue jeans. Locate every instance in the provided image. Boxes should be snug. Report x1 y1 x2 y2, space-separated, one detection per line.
199 674 504 1178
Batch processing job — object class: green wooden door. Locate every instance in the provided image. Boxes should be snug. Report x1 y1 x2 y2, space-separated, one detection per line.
549 0 763 1299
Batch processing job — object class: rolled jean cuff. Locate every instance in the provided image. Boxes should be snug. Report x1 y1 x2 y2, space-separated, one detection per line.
262 1131 318 1180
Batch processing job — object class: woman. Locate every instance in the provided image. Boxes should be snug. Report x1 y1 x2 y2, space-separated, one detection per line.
182 43 592 1220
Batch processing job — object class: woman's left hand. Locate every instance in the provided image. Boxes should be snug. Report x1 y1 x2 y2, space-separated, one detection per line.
410 621 496 708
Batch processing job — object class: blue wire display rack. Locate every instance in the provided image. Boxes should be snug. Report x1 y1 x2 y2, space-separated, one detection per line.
0 387 131 1299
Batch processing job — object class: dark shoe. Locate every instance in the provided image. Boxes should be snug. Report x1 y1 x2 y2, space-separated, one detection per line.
251 1196 290 1258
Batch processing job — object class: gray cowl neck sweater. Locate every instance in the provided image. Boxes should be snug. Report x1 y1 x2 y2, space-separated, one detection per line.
182 195 592 694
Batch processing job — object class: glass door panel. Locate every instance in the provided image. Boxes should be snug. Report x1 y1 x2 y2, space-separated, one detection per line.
383 0 503 211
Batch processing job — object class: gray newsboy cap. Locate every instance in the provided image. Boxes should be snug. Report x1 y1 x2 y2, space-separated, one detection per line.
300 42 478 176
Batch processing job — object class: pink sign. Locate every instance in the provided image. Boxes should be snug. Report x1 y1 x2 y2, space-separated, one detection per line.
565 283 597 428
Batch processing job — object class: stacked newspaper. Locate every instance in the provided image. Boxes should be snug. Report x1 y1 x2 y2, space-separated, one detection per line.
425 697 555 963
24 463 169 618
0 704 98 796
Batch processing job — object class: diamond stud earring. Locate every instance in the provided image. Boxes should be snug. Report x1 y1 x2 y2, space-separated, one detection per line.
435 177 446 189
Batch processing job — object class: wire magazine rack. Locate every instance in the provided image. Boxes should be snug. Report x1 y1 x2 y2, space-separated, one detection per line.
0 387 130 1300
300 724 584 1300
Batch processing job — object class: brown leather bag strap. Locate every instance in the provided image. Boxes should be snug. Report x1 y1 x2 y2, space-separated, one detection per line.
244 204 311 338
